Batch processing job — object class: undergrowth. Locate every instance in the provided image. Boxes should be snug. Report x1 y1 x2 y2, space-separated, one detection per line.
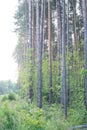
0 99 86 130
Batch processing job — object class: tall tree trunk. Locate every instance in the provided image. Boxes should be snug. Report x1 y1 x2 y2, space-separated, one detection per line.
56 0 62 87
29 0 32 49
82 0 87 110
61 0 67 118
24 0 28 61
42 0 46 57
28 0 33 102
72 0 78 50
48 0 53 105
66 0 70 106
37 0 44 108
32 0 35 63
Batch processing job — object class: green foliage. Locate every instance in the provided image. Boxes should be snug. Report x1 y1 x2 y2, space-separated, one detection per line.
0 99 71 130
0 99 87 130
8 93 16 101
44 104 71 130
52 60 61 103
42 59 49 102
68 107 87 126
0 103 19 130
19 108 45 130
0 102 45 130
80 68 87 77
2 96 8 102
14 0 29 34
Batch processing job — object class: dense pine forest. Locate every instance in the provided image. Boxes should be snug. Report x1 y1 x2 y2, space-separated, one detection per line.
0 0 87 129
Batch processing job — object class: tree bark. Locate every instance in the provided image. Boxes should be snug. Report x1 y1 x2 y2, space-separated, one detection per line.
37 0 44 108
28 0 33 101
82 0 87 110
61 0 67 118
56 0 62 86
48 0 53 105
72 0 78 50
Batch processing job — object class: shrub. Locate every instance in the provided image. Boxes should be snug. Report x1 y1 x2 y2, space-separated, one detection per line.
8 93 16 101
19 107 45 130
2 96 8 102
0 103 19 130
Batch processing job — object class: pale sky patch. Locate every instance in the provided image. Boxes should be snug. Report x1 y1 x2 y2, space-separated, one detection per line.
0 0 18 81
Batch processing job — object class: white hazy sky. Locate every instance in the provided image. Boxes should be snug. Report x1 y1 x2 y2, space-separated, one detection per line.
0 0 18 81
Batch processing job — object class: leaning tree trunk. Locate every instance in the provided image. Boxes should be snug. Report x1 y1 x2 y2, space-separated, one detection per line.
82 0 87 110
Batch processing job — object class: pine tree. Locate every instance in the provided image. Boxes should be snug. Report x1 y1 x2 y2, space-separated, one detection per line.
61 0 67 118
37 0 44 108
48 0 53 105
82 0 87 110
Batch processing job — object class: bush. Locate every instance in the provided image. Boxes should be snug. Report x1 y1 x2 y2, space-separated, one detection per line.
8 93 16 101
2 96 8 102
44 104 71 130
19 107 45 130
0 103 19 130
